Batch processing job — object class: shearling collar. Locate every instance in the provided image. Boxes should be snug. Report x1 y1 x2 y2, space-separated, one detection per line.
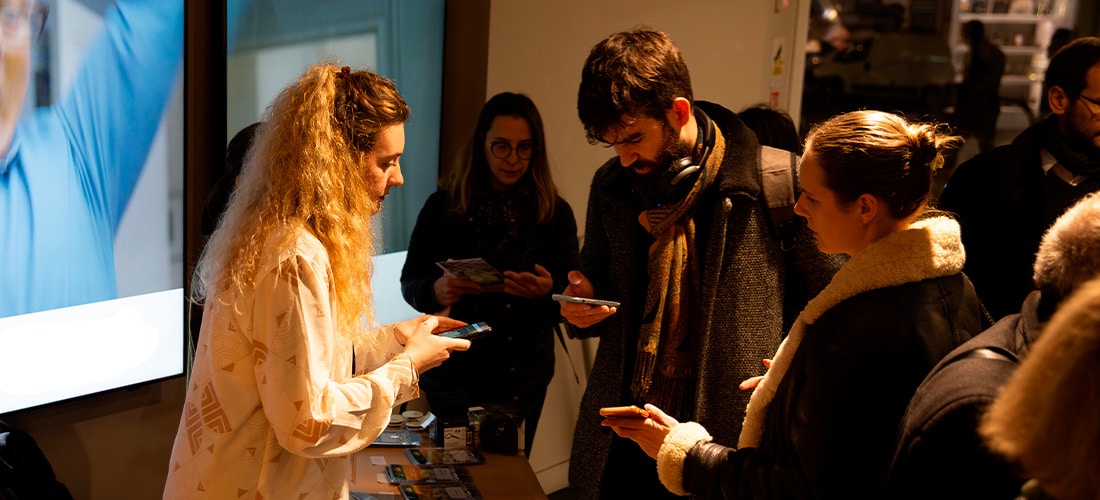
738 215 965 448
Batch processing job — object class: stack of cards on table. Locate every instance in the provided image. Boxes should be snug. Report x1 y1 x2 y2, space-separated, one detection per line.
393 448 485 499
385 464 473 484
351 493 398 500
397 483 482 500
405 447 485 465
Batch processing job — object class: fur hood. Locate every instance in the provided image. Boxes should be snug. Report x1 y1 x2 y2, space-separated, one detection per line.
656 215 965 494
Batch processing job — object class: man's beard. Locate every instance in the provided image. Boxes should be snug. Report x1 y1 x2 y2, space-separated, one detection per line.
1064 105 1100 157
629 123 698 206
628 123 695 179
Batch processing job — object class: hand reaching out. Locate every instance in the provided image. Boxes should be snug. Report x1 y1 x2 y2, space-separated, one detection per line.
739 358 773 390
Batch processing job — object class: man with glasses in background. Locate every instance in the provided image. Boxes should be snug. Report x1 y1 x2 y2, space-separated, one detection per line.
0 0 183 317
939 36 1100 321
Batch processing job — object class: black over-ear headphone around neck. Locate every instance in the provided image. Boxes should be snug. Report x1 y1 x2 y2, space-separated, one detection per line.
664 107 714 186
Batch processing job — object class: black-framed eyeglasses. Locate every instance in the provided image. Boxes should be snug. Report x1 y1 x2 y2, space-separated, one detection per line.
489 141 535 160
1078 93 1100 115
0 0 48 42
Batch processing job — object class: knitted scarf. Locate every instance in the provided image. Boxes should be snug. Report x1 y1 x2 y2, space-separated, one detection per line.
738 216 965 447
632 127 726 418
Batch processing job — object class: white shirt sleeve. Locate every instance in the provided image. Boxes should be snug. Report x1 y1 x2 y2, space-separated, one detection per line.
250 246 418 458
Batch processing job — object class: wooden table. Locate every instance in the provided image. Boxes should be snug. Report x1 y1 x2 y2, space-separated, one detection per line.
350 439 547 499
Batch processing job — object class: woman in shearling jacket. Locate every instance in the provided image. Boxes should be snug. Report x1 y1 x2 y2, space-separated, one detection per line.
604 110 985 499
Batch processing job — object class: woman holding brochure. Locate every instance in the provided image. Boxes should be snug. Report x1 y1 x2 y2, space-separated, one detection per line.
401 92 580 456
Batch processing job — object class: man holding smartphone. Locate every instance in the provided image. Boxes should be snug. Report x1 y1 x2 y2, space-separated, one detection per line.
560 29 842 498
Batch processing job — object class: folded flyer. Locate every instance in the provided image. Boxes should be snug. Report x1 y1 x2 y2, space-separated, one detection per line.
435 258 504 288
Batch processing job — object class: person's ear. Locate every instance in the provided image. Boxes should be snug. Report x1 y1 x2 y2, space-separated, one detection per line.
1048 86 1070 115
857 193 878 225
668 97 692 129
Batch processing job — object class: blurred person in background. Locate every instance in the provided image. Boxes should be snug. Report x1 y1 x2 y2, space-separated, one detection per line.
938 37 1100 321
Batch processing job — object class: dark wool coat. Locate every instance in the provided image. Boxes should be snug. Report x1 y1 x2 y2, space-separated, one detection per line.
888 293 1042 499
938 117 1100 320
566 101 842 499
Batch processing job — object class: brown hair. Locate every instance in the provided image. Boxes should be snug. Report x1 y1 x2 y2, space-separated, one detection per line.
194 62 409 334
577 28 692 144
1045 36 1100 102
804 110 960 220
442 92 559 223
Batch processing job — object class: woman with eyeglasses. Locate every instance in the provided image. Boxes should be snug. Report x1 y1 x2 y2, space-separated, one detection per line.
400 92 580 456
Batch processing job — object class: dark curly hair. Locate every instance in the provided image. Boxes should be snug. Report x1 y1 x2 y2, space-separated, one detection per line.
577 28 692 144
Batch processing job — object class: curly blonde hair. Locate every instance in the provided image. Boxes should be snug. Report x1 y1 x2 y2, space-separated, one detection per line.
194 62 409 336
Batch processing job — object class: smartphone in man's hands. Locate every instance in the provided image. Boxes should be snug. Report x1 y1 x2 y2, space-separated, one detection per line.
553 294 620 308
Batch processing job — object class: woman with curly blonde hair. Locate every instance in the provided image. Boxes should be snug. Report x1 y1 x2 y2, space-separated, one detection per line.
165 62 469 499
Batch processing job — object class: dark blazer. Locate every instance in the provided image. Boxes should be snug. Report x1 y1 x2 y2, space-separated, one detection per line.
938 117 1100 320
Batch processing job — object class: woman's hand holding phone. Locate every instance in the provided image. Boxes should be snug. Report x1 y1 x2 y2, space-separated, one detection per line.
397 315 470 373
599 405 649 418
600 404 679 460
